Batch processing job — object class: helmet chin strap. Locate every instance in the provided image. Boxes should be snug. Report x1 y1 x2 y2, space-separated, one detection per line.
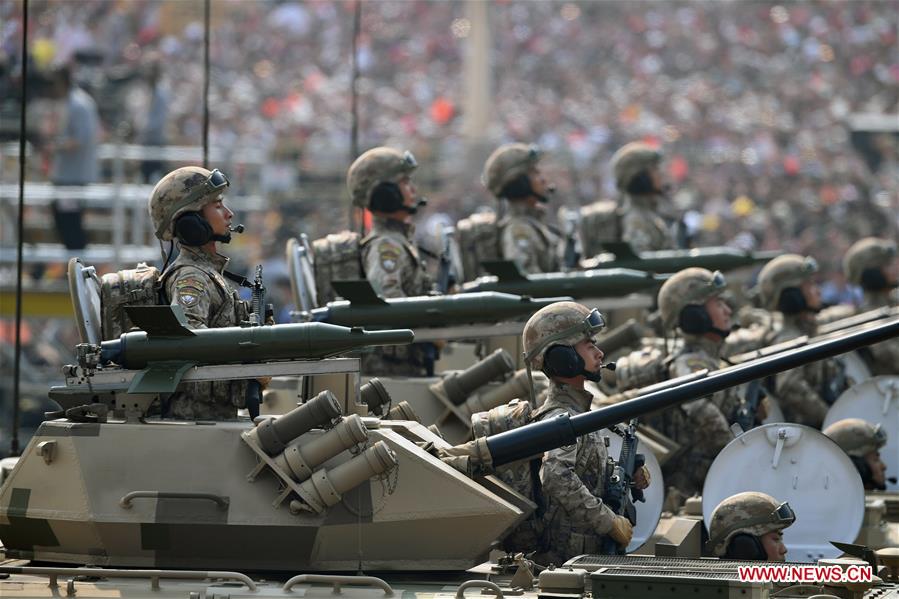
710 326 732 339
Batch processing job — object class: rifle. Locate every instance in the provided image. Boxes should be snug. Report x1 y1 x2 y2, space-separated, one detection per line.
733 379 764 432
435 226 456 294
247 264 269 418
601 419 645 554
560 208 581 270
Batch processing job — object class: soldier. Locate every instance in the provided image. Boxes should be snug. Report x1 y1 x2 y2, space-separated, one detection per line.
611 141 677 252
522 301 650 563
149 166 254 419
823 418 889 491
649 268 746 498
707 492 795 561
842 237 899 375
347 147 435 376
483 143 562 274
757 254 840 428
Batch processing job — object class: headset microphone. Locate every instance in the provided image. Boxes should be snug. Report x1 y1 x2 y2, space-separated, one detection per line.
601 362 617 371
229 224 245 233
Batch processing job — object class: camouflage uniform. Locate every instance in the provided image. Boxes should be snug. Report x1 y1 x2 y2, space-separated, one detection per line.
148 166 250 420
612 142 676 252
758 255 837 428
648 268 739 496
163 245 250 419
348 147 435 376
499 202 561 274
707 492 795 559
841 238 899 375
536 381 617 564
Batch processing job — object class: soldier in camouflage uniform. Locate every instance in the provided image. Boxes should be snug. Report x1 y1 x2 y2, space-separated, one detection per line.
842 238 899 375
707 492 795 561
483 143 562 274
522 301 650 563
149 166 252 419
757 254 841 428
650 268 746 498
347 147 435 376
611 142 677 252
824 418 889 491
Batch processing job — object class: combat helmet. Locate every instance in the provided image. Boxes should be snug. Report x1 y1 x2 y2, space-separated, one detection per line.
482 143 542 198
657 268 727 332
347 147 418 208
756 254 818 311
611 141 662 192
843 237 897 288
707 491 795 557
522 301 605 371
150 166 230 241
823 418 887 458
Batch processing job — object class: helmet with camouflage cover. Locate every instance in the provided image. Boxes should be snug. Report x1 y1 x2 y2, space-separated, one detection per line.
347 147 418 208
756 254 818 311
482 143 542 198
823 418 887 458
707 492 795 557
611 141 663 192
843 237 897 286
658 267 727 330
522 301 605 371
150 166 230 241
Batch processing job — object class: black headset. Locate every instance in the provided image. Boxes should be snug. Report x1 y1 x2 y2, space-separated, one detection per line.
723 533 767 561
777 287 808 315
543 344 603 382
626 170 657 195
369 181 406 213
849 455 885 490
174 211 214 246
500 173 534 201
678 304 731 338
860 267 889 292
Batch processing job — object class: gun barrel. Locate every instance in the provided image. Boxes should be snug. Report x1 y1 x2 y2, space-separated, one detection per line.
101 322 414 369
311 292 569 328
463 268 665 299
486 317 899 467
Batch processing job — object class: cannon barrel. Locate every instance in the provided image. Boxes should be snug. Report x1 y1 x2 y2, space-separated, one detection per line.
486 317 899 467
100 322 414 369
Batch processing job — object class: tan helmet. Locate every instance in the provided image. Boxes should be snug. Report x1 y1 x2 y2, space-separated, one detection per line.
756 254 818 311
522 301 605 371
346 147 418 208
149 166 230 241
482 143 541 198
823 418 887 458
657 268 727 330
707 492 796 557
843 237 897 286
611 141 662 192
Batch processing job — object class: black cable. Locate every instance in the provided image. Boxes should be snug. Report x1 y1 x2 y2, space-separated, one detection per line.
202 0 211 168
11 0 29 457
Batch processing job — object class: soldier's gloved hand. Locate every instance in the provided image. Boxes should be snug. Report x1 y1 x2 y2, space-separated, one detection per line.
633 465 651 490
609 515 633 548
256 377 272 390
756 396 769 423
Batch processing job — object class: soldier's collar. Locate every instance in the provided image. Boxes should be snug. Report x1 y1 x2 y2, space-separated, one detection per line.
783 313 818 336
178 243 230 272
681 333 723 358
548 380 593 412
622 193 659 210
507 200 545 220
372 214 415 237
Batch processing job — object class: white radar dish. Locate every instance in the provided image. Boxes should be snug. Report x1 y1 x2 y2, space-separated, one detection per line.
824 376 899 492
67 257 102 345
702 423 865 562
604 428 664 553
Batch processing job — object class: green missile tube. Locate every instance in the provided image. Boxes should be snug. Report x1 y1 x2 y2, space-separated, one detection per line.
100 322 415 370
309 292 570 328
583 244 781 273
461 267 666 299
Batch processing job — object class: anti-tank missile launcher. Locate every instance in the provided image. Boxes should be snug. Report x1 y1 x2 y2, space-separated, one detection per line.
581 242 781 273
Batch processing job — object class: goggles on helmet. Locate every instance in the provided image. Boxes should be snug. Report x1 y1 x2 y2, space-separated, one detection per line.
402 150 418 169
683 270 727 303
156 168 231 238
527 144 542 161
525 308 606 363
708 500 795 552
872 423 887 446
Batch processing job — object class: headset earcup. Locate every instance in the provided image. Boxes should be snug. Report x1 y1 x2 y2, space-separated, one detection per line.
678 304 712 335
369 182 405 213
724 533 766 561
174 212 213 247
777 287 807 314
859 268 888 292
626 170 656 195
850 455 873 487
543 345 585 379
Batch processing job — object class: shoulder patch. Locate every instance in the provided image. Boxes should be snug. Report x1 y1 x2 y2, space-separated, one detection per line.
177 290 200 307
377 242 402 274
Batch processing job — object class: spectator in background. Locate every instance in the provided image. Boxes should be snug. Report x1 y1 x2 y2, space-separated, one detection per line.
48 65 99 250
138 52 169 183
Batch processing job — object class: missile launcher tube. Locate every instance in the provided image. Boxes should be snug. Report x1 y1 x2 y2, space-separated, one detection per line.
255 391 342 455
100 322 415 369
462 268 664 299
359 379 392 416
485 318 899 467
385 401 420 422
462 369 531 417
296 442 398 508
432 349 515 406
